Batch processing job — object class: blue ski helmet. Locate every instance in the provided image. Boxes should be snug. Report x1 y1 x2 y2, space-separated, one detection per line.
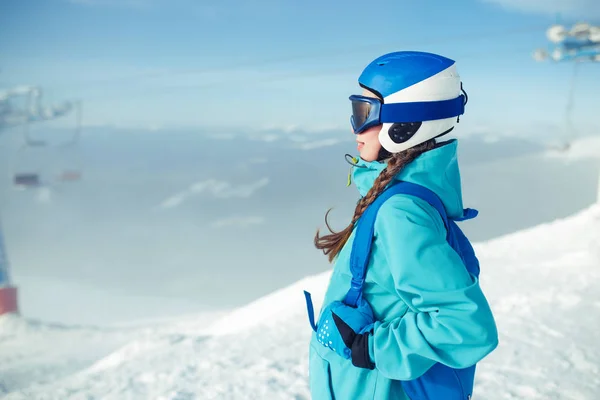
353 51 466 153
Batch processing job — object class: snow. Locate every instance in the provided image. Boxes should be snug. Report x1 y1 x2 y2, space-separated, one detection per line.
544 135 600 162
0 315 138 395
1 204 600 399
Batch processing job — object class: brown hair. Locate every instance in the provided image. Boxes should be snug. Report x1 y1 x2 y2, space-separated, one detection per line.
314 139 436 263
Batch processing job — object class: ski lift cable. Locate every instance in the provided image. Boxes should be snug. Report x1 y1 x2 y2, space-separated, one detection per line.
41 23 550 91
19 100 83 149
77 43 540 102
56 100 83 149
23 91 47 147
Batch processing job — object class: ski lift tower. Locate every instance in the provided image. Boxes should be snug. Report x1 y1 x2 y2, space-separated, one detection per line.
0 85 82 316
533 22 600 203
0 218 17 315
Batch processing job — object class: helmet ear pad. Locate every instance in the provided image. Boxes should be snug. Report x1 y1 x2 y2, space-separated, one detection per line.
378 117 456 153
388 122 422 144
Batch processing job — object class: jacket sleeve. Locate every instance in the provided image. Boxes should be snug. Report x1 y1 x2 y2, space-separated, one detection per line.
367 195 498 380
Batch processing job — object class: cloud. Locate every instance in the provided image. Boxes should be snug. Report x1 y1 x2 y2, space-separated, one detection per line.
159 193 188 209
480 0 600 17
210 216 265 229
294 138 343 150
188 178 269 198
159 178 269 209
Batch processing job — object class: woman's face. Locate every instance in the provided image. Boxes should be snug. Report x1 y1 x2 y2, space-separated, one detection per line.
354 88 383 162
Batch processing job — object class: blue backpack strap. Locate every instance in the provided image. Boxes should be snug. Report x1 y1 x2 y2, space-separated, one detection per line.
344 181 450 307
454 207 478 221
303 290 318 332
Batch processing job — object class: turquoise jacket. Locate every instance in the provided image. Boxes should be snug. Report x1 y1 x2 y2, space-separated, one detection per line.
308 140 498 399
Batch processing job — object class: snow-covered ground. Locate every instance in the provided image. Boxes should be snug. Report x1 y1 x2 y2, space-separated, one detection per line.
1 201 599 399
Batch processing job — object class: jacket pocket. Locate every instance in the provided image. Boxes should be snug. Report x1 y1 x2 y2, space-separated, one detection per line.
309 343 334 400
310 340 381 399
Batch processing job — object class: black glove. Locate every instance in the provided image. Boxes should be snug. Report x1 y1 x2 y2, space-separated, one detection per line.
331 310 376 370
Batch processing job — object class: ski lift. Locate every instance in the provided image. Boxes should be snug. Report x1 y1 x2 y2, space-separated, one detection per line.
11 116 46 190
551 48 564 61
54 101 83 184
571 22 591 39
10 100 84 189
532 23 598 153
533 49 548 62
547 24 568 43
10 141 46 191
590 27 600 42
23 124 47 148
537 21 600 63
57 169 82 182
54 100 82 148
13 172 42 189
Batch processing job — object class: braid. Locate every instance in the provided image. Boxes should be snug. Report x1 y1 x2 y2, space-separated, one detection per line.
314 140 436 263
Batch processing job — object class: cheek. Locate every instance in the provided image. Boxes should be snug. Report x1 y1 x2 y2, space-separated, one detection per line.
364 126 381 146
359 127 383 161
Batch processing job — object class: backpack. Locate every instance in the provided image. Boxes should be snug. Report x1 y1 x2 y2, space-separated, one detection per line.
305 181 481 400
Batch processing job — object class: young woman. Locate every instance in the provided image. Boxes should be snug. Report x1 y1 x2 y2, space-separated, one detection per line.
308 51 498 399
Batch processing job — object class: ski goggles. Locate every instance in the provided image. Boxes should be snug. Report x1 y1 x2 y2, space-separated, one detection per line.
350 93 467 134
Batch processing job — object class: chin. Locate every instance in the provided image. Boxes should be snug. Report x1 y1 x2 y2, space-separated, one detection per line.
359 153 378 162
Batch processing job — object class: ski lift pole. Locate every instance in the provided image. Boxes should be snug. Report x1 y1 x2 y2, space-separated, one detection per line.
564 61 580 143
0 215 18 315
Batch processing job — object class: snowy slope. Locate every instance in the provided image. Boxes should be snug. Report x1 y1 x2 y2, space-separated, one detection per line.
0 315 139 395
2 205 600 399
0 312 226 397
544 135 600 162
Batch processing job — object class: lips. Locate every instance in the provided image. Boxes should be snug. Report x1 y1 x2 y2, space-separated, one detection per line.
357 142 365 150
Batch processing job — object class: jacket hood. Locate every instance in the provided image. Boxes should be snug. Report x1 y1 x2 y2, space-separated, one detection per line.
351 139 465 218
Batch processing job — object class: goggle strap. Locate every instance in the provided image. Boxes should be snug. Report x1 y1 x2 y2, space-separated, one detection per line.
380 96 465 123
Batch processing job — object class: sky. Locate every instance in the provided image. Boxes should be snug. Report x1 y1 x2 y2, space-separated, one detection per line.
1 0 599 136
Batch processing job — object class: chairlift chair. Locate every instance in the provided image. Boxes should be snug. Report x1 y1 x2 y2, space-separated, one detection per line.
13 172 42 189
